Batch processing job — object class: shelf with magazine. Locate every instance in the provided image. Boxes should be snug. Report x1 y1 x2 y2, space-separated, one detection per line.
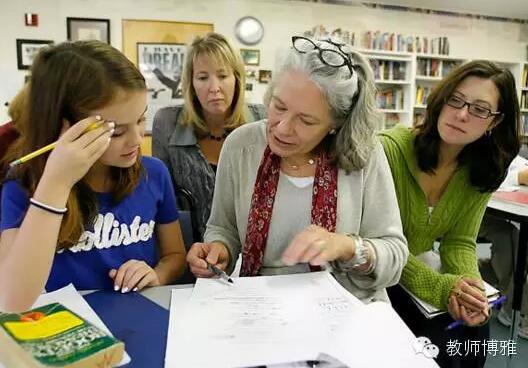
363 49 413 129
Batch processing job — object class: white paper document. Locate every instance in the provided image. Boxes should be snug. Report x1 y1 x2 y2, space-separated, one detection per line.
33 284 131 366
165 271 438 368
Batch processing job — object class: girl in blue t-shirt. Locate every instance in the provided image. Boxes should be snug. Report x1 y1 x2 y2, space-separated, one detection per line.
0 41 186 312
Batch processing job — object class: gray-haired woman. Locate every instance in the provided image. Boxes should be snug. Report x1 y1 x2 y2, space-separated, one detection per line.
186 36 408 302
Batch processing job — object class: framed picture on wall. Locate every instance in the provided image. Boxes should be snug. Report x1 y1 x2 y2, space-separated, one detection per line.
240 48 260 66
16 39 53 70
258 69 272 84
137 42 187 132
67 17 110 44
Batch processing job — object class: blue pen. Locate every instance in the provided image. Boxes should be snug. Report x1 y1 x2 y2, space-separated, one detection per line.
445 295 507 330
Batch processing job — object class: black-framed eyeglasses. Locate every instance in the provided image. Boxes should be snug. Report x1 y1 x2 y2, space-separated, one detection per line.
292 36 354 77
445 94 502 120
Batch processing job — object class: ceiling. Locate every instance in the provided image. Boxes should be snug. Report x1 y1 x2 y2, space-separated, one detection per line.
317 0 528 20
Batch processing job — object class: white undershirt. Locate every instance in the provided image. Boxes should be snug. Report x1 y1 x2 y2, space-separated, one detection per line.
282 173 315 188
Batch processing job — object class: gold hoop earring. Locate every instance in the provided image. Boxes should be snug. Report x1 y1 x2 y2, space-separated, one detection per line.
485 129 492 137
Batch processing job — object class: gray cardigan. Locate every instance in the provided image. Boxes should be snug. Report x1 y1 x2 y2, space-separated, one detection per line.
205 120 409 304
152 104 266 239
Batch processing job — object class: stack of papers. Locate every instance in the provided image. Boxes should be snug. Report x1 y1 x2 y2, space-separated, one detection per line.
165 272 438 368
402 282 500 319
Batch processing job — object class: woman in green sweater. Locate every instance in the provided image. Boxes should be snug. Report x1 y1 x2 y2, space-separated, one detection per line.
380 60 520 368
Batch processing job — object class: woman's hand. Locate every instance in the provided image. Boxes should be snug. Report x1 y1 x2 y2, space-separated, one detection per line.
187 241 230 278
450 277 488 314
41 116 114 190
109 260 160 293
448 295 489 327
281 225 355 266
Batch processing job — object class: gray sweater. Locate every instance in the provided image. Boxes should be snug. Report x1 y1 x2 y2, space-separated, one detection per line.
205 120 408 303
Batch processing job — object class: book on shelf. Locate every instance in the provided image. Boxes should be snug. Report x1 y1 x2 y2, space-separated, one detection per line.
415 86 431 106
0 302 124 368
303 25 356 46
362 31 449 54
377 87 404 110
369 59 407 81
522 92 527 110
522 65 528 88
417 58 440 77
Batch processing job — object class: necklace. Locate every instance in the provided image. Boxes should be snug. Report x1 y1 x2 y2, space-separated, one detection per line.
208 132 229 141
284 158 315 170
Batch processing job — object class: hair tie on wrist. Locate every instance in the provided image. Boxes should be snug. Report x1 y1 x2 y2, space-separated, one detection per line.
29 198 67 215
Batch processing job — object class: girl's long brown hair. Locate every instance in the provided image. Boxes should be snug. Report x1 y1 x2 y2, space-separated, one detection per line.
6 41 146 249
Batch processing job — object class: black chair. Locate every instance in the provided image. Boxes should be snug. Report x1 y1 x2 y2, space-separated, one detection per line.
175 186 201 243
174 186 198 284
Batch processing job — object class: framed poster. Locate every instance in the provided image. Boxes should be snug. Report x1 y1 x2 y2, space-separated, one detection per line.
16 39 53 70
240 48 260 66
67 17 110 43
137 42 187 132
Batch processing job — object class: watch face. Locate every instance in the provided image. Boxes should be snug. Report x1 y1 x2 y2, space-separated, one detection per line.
235 16 264 45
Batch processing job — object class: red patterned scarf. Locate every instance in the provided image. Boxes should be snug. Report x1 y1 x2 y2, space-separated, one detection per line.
241 146 338 277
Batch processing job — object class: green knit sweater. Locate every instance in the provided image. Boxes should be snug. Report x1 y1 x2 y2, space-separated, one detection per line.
379 125 490 310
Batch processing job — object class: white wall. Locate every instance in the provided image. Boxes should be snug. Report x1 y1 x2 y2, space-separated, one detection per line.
1 0 527 122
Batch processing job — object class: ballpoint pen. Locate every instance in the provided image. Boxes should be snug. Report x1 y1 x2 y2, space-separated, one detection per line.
8 119 104 168
445 295 507 330
207 262 234 284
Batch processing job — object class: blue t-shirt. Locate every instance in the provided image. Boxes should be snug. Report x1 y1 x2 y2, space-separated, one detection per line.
0 156 179 291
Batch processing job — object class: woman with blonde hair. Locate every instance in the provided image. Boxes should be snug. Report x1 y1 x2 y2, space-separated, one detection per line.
187 36 407 303
153 32 266 240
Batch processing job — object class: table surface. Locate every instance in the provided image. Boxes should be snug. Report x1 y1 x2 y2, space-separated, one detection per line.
139 284 192 310
488 185 528 217
488 197 528 218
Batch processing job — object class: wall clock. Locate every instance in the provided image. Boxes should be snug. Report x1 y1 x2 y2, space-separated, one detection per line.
234 16 264 45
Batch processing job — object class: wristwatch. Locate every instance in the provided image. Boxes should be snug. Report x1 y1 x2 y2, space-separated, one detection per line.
347 233 369 269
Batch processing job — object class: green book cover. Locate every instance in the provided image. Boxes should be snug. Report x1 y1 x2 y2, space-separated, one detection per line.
0 303 123 367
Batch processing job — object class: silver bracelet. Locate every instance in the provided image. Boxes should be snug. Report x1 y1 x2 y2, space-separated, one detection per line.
347 234 376 275
29 197 67 215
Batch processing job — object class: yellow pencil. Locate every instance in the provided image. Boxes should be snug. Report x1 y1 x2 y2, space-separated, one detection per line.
8 121 103 168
